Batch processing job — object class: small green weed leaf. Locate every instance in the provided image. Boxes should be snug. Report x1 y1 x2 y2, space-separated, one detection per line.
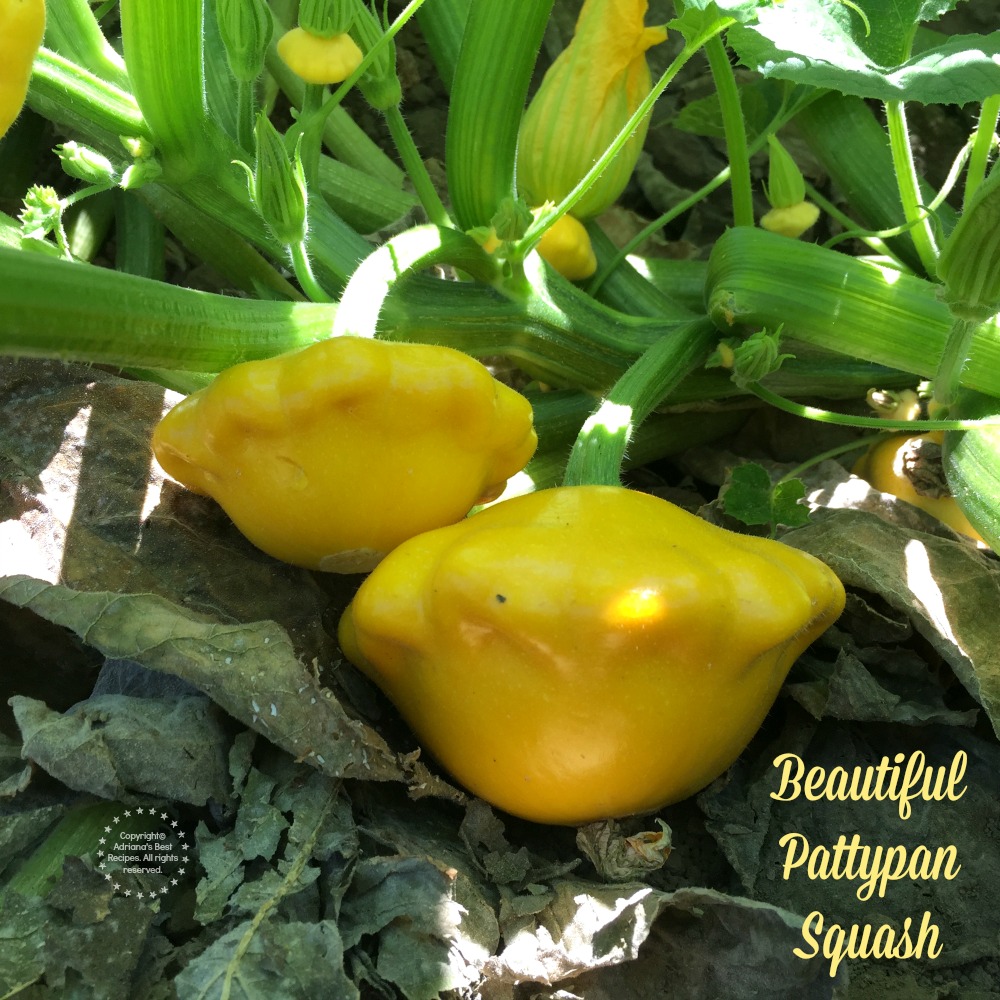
730 0 1000 104
721 462 810 529
772 478 812 527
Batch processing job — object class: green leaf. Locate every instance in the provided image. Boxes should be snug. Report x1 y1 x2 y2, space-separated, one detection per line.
176 920 358 1000
0 577 408 786
673 0 768 25
721 462 810 529
772 478 812 526
10 694 231 805
730 0 1000 104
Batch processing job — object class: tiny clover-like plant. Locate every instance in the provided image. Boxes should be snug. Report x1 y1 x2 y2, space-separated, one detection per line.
720 462 811 536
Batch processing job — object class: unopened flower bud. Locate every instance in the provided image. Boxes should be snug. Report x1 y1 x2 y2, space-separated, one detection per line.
759 135 819 238
760 202 821 239
299 0 355 37
350 4 402 111
248 114 307 245
57 142 118 186
517 0 666 220
216 0 273 82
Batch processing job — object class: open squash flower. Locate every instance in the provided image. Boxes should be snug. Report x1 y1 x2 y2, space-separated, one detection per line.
1 0 46 140
517 0 667 222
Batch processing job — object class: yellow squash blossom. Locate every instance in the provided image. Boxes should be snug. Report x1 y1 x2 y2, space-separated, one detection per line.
517 0 666 221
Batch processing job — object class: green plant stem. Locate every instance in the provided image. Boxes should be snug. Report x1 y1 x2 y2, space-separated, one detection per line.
236 80 256 152
382 105 452 228
562 319 718 486
415 0 470 92
703 35 753 228
446 0 555 229
28 49 148 147
290 241 334 303
42 0 130 90
297 83 327 188
119 0 209 172
706 226 1000 397
747 382 1000 430
0 247 335 371
805 182 907 264
933 317 980 409
779 436 883 485
964 94 1000 212
884 99 939 275
587 167 732 295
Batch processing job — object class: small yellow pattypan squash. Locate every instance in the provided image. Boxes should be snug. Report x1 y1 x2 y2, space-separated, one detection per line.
759 135 821 239
276 27 363 85
760 202 821 240
1 0 46 140
534 212 598 281
853 432 984 543
339 485 846 824
151 338 537 572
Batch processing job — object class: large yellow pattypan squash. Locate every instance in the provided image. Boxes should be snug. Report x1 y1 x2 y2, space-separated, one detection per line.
151 338 537 572
339 485 846 825
1 0 46 140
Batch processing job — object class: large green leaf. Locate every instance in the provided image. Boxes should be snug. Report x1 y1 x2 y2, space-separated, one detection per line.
730 0 1000 104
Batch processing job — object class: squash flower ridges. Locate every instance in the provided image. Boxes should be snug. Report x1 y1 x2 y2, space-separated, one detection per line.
151 338 538 572
339 485 846 825
517 0 667 223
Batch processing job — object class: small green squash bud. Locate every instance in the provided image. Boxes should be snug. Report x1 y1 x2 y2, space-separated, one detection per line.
298 0 355 37
216 0 273 82
248 114 308 245
350 4 402 111
516 0 667 220
56 142 118 186
759 135 819 239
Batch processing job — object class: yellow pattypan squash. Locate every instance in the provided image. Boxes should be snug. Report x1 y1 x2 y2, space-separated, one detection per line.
151 338 537 572
339 485 845 824
853 432 984 543
534 212 598 281
276 27 363 85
